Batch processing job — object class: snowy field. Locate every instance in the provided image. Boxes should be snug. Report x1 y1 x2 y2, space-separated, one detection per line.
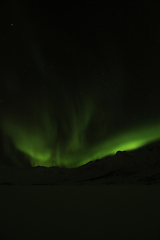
0 142 160 239
0 186 160 240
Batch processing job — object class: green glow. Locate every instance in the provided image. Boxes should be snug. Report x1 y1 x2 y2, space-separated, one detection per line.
89 123 160 161
1 94 160 168
1 1 160 169
1 96 97 167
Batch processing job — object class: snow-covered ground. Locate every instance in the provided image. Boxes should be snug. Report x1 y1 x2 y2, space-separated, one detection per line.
0 185 160 240
0 143 160 240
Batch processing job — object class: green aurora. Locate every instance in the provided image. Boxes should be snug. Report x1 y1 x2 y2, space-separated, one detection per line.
1 1 160 168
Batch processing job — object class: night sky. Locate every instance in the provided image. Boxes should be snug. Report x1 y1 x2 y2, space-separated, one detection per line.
1 0 160 167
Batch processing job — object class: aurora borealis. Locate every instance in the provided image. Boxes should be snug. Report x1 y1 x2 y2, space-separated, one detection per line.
1 1 160 167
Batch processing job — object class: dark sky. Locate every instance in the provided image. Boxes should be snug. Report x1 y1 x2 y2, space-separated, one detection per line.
1 0 160 167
